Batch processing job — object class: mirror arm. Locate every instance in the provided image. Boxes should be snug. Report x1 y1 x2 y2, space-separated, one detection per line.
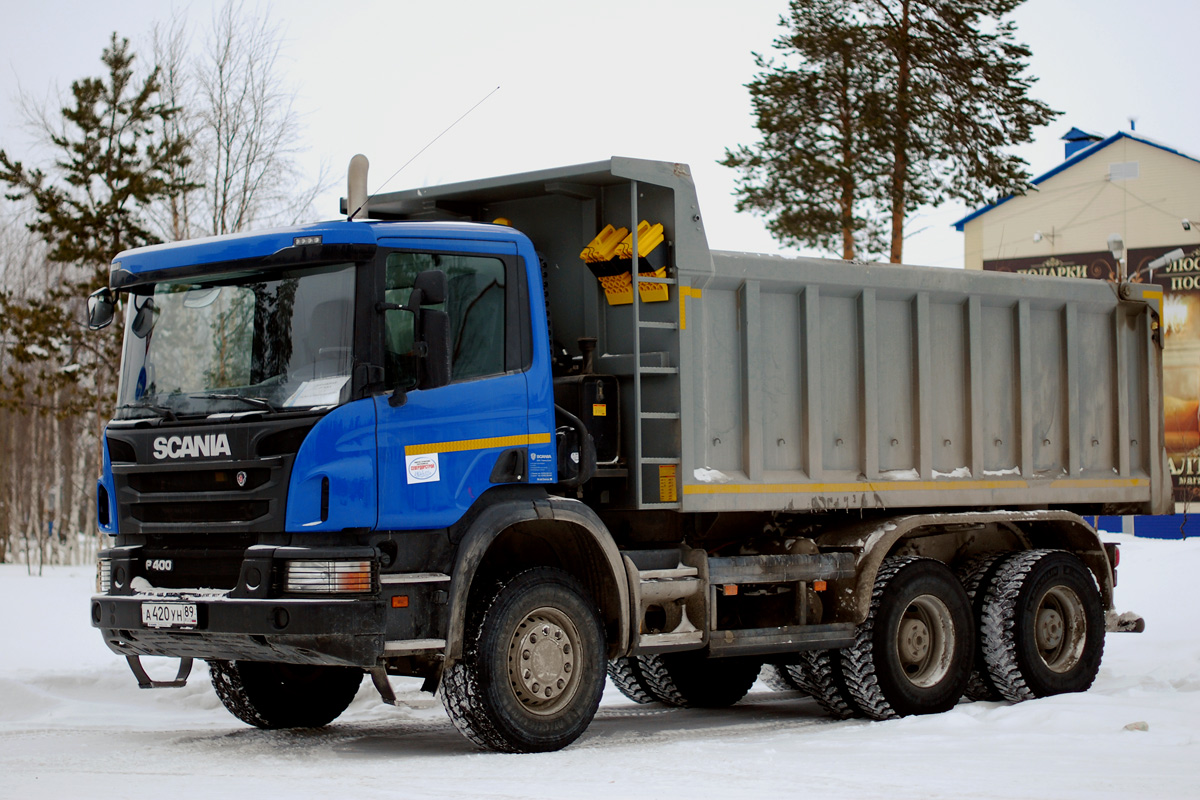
387 387 408 408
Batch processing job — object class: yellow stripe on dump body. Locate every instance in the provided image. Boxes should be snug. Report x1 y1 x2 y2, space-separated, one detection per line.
682 477 1148 496
405 433 553 457
679 286 702 330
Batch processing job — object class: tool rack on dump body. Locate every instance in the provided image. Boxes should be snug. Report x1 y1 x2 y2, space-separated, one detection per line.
89 156 1161 752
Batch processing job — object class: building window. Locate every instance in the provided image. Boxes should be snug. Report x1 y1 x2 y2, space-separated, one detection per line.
1109 161 1139 181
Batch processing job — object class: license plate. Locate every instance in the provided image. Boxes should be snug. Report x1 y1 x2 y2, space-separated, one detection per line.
141 602 198 629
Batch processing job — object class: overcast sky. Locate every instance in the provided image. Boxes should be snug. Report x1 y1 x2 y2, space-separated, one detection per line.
2 0 1198 268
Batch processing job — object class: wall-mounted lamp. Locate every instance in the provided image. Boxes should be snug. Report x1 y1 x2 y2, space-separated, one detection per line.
1108 234 1127 281
1137 248 1186 280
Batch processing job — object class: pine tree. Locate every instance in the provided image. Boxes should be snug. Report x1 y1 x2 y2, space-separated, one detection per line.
722 0 889 260
0 33 195 415
725 0 1058 263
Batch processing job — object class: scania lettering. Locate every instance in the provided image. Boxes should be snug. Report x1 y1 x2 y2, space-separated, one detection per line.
89 157 1162 753
152 433 232 460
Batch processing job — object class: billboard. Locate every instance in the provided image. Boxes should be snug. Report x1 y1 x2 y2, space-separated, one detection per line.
985 245 1200 504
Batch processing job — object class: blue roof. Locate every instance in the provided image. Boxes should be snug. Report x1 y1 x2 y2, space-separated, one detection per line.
110 219 524 276
1062 126 1102 142
952 131 1200 231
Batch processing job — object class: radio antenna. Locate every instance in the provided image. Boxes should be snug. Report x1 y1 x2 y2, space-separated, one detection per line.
348 85 501 221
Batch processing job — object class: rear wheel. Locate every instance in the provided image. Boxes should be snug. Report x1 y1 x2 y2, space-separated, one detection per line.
980 550 1105 702
637 653 761 708
957 552 1014 702
842 557 973 720
440 568 606 753
789 649 862 719
607 657 657 704
208 660 363 729
759 662 807 694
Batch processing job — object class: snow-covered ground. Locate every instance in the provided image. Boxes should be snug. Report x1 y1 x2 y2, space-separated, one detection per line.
2 534 1197 799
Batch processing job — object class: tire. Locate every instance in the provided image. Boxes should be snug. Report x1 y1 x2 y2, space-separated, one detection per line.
607 657 657 704
842 557 973 720
980 549 1105 702
440 567 606 753
208 660 363 729
789 649 862 719
636 653 761 708
759 662 807 693
956 552 1014 702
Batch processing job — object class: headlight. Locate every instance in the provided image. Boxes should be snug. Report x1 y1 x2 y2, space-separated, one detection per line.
284 560 374 594
98 559 112 593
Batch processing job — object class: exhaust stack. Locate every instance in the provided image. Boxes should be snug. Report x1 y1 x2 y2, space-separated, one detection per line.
347 154 369 220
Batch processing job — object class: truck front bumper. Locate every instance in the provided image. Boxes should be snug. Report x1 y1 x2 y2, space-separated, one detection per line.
91 593 387 667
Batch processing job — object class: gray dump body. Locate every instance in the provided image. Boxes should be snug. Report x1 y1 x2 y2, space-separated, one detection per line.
367 157 1171 517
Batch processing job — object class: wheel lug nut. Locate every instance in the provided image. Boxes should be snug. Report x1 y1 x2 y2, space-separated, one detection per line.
523 669 531 680
532 683 540 693
544 687 552 697
523 650 530 660
530 633 537 643
542 625 550 635
563 643 571 655
557 679 565 689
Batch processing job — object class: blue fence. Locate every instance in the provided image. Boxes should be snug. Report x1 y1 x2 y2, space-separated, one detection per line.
1088 514 1196 539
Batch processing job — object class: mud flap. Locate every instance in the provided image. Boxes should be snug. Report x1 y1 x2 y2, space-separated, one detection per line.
126 655 193 688
369 667 398 706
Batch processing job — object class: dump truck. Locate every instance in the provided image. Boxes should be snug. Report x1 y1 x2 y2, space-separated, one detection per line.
88 157 1164 753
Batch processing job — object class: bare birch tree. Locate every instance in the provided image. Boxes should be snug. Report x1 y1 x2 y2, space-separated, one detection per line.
152 0 329 240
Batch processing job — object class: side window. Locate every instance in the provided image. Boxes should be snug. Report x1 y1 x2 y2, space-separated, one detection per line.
384 251 507 387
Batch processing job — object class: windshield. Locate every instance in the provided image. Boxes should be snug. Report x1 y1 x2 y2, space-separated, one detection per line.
116 262 356 419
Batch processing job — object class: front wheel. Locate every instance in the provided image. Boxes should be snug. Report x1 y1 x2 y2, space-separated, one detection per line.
842 557 973 720
208 660 363 729
440 568 606 753
979 550 1105 702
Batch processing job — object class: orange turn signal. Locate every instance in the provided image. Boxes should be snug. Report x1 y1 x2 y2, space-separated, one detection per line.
812 580 827 592
392 595 409 609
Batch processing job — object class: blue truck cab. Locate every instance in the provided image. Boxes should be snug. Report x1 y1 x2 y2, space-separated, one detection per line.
91 214 579 654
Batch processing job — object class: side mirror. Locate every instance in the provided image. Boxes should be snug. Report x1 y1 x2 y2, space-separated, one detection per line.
130 298 159 339
87 287 116 330
413 269 447 305
419 309 451 390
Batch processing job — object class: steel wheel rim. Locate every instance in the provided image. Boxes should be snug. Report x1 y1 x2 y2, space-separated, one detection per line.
895 594 955 688
1035 586 1087 673
507 606 582 716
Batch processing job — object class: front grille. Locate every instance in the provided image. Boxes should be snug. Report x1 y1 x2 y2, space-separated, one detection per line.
106 417 318 535
132 500 271 524
127 468 271 493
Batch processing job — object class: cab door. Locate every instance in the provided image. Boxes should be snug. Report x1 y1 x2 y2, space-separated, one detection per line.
374 239 534 530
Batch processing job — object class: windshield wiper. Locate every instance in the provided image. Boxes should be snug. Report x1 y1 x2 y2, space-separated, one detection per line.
190 393 277 412
117 402 179 422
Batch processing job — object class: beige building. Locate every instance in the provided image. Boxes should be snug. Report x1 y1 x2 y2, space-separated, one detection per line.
955 129 1200 515
957 129 1200 277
